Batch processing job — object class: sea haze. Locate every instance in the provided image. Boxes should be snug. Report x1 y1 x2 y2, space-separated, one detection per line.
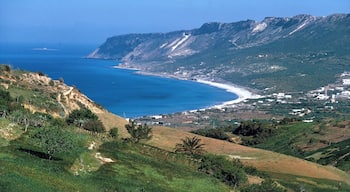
0 44 238 117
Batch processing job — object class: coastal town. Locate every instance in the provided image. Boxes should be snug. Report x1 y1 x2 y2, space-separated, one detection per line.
134 71 350 130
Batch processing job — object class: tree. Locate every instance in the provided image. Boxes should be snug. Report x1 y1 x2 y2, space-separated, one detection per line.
125 121 152 143
31 127 73 160
174 136 206 155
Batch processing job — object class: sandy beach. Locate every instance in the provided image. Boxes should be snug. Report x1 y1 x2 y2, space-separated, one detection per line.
195 79 259 109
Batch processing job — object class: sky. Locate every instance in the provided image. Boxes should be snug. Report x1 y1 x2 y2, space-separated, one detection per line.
1 0 349 45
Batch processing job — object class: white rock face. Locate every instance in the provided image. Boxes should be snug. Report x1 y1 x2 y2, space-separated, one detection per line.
288 16 316 35
167 33 196 58
252 22 267 33
168 33 191 51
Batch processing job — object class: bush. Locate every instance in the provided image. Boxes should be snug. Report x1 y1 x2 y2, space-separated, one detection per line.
192 128 230 141
240 179 286 192
233 120 277 145
109 128 119 138
66 108 98 126
49 80 55 86
0 64 11 73
198 154 247 187
66 108 105 133
37 71 46 76
83 119 105 133
0 88 12 110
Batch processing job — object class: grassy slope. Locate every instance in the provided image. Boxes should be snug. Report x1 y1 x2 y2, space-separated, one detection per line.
96 111 128 133
143 125 350 185
98 110 350 184
2 68 349 190
0 119 230 192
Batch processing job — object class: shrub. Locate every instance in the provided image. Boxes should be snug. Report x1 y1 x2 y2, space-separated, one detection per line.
66 108 105 133
198 154 247 187
233 120 277 145
66 108 98 126
0 88 12 109
83 119 105 133
0 64 11 73
109 127 119 138
192 128 230 141
49 80 55 86
240 179 286 192
37 71 46 76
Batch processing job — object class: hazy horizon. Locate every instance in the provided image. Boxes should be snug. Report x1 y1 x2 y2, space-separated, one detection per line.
1 0 349 45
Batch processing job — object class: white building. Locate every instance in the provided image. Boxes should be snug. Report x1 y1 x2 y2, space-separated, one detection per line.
342 79 350 85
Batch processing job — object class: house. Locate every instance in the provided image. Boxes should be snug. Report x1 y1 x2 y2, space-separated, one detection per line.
151 115 163 120
303 119 314 123
342 79 350 85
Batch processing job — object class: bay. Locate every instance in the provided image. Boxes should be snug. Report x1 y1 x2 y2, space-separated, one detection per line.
0 43 237 117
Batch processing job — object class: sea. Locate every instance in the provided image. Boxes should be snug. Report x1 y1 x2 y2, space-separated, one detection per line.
0 43 237 118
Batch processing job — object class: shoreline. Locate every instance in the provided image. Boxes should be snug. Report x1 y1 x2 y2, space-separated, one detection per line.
115 64 259 111
195 79 259 109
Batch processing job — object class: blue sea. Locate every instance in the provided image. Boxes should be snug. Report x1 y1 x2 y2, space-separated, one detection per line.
0 43 237 117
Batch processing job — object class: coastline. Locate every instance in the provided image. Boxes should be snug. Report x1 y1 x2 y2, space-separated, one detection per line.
195 79 259 109
116 64 259 110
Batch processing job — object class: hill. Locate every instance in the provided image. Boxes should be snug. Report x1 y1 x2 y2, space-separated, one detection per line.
89 13 350 92
0 66 233 191
1 65 349 191
146 126 350 183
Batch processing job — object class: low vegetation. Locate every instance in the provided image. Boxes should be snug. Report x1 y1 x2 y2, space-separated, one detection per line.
1 65 349 191
198 154 248 188
306 138 350 173
192 128 230 141
192 117 350 175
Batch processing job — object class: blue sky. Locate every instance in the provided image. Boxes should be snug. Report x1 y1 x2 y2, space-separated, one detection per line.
1 0 349 45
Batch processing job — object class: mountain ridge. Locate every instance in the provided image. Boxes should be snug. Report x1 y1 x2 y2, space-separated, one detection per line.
88 13 348 60
89 13 350 92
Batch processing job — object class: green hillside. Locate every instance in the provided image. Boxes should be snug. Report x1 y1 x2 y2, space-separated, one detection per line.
0 65 289 191
1 65 349 191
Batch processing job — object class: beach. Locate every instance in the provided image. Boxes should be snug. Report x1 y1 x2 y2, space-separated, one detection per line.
195 79 259 109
